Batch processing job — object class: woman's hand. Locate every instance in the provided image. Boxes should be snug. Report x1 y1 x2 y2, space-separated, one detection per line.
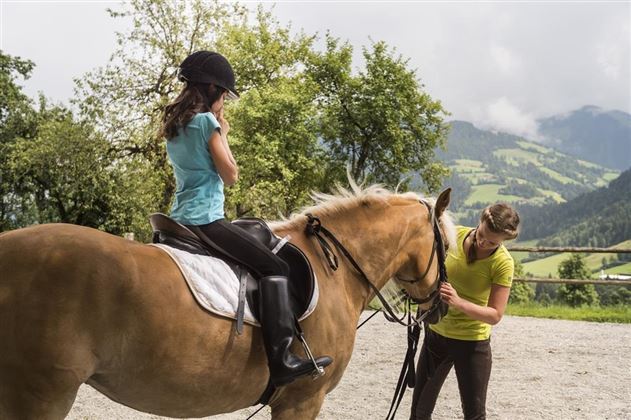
439 283 464 310
217 107 230 137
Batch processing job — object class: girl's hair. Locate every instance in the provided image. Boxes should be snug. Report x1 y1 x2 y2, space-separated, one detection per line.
160 83 226 140
480 203 520 240
466 203 520 264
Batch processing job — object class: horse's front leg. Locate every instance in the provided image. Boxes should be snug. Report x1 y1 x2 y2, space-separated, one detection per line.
270 388 327 420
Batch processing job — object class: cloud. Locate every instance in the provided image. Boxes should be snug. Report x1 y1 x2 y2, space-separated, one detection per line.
489 45 521 75
476 97 540 140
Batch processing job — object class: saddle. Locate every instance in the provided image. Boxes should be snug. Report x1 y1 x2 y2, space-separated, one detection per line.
149 213 316 330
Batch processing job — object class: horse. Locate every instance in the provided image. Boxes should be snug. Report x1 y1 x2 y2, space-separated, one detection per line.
0 184 455 420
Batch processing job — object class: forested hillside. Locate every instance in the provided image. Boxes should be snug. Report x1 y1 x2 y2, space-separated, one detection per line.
516 169 631 247
435 121 619 222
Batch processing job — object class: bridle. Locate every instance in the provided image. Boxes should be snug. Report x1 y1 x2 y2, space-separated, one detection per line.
304 199 448 328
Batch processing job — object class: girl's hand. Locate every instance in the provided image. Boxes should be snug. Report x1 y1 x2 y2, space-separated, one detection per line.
217 107 230 137
439 283 464 310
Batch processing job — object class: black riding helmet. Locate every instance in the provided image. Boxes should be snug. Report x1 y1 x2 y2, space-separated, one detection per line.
177 51 239 100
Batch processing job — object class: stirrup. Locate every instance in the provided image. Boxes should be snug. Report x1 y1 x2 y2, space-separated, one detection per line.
294 319 326 380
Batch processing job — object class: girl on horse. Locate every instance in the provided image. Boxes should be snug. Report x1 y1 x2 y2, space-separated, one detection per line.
409 203 520 420
159 51 331 387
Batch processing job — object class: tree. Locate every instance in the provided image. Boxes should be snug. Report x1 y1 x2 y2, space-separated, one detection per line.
215 9 328 218
7 111 161 237
509 261 534 304
556 254 599 307
308 37 450 192
0 51 38 230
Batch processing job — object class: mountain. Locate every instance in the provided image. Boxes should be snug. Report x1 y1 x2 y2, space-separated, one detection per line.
516 169 631 247
538 105 631 171
433 121 619 222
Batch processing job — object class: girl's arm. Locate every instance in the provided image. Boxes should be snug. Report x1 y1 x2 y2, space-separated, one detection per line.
439 283 510 325
208 130 238 186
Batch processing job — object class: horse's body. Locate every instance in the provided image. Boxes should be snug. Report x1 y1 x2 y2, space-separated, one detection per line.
0 187 453 419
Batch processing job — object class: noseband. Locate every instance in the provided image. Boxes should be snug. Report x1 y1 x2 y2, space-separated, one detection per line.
305 199 448 328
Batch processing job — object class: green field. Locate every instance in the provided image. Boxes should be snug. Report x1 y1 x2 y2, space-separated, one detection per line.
516 140 551 154
464 184 521 205
493 148 540 165
539 166 579 184
506 303 631 323
603 171 620 181
453 159 485 172
605 262 631 275
517 239 631 277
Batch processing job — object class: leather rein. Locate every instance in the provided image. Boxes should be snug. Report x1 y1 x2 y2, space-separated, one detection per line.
304 200 448 328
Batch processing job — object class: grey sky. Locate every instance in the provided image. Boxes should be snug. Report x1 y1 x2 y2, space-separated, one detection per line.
1 1 629 140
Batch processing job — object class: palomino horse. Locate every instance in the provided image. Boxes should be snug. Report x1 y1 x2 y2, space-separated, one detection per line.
0 184 455 419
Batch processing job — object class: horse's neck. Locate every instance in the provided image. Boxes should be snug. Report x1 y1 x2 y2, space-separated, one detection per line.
306 210 408 306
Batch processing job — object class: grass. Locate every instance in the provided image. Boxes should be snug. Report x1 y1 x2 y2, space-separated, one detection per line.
605 262 631 275
539 166 579 184
516 140 552 154
493 148 540 165
506 303 631 323
519 239 631 277
465 184 521 205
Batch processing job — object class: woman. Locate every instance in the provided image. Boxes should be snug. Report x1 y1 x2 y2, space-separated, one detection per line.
409 203 520 420
160 51 331 387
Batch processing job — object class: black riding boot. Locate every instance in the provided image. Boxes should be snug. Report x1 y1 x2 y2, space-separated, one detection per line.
258 275 332 386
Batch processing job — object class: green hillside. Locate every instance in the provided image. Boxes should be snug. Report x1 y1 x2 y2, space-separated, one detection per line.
436 121 618 221
518 239 631 278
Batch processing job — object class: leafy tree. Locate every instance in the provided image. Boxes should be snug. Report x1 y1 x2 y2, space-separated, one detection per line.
509 261 534 304
0 51 38 230
7 111 161 237
308 37 450 192
556 254 599 307
215 9 327 218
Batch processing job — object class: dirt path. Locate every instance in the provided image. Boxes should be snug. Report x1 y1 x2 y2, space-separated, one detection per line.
68 315 630 419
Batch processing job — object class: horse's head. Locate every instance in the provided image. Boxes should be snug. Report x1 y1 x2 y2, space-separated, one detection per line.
392 188 455 324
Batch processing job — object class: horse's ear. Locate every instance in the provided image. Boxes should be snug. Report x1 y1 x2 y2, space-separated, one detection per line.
434 188 451 219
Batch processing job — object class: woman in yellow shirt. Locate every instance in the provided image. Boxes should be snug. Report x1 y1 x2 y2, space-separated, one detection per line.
410 203 520 420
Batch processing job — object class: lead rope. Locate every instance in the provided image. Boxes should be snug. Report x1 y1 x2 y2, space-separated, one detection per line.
386 301 422 420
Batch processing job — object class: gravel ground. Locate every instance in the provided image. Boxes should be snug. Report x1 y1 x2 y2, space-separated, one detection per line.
68 315 631 420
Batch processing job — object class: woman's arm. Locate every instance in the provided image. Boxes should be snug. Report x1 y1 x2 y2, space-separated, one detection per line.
208 130 238 186
439 283 510 325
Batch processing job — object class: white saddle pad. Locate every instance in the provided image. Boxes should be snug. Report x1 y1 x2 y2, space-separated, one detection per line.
151 243 319 326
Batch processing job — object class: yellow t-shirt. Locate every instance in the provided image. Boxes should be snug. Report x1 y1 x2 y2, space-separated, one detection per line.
429 226 514 341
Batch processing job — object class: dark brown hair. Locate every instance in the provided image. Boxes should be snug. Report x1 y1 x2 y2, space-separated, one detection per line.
160 83 225 140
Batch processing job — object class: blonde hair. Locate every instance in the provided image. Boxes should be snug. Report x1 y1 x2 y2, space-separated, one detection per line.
480 203 520 240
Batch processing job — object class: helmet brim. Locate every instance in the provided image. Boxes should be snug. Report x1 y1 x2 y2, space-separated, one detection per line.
225 89 240 101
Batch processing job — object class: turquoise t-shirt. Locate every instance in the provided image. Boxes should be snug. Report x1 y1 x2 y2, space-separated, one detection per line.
166 112 224 225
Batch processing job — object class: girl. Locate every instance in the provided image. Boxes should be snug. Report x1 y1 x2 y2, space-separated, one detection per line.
160 51 331 387
409 203 520 420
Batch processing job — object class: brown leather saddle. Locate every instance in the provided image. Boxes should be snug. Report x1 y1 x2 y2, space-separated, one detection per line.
149 213 316 332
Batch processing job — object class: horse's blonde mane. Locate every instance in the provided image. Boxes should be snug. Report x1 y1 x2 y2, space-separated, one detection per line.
270 179 457 251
